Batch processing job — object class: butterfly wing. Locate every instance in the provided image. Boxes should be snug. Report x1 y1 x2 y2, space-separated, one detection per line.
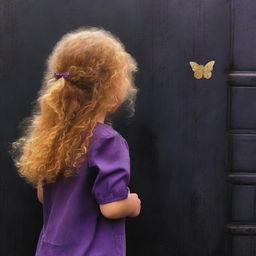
203 60 215 79
189 61 203 79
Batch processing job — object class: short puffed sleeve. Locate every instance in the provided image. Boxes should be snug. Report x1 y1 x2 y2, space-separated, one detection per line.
88 132 131 204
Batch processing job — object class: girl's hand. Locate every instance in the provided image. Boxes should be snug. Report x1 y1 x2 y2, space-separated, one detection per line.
127 188 141 217
99 187 141 219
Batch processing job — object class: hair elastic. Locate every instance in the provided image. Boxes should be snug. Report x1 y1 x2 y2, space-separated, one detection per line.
54 71 71 80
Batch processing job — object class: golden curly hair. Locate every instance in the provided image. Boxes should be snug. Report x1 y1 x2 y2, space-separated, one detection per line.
9 26 138 188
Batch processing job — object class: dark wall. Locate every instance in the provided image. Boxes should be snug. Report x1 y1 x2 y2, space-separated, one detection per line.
2 0 255 255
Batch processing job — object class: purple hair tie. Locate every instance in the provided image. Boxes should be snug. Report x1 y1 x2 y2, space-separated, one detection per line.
54 71 71 80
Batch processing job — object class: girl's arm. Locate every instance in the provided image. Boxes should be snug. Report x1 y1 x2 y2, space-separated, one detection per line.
37 183 43 204
99 191 141 219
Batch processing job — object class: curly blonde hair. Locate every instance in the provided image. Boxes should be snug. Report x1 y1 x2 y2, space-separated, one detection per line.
9 26 138 188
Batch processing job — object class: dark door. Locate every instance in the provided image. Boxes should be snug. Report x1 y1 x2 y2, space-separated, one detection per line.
1 1 255 256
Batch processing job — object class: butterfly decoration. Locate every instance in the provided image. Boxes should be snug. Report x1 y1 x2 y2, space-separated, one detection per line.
189 60 215 79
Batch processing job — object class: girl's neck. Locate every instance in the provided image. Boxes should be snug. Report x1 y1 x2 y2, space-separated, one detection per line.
96 112 106 124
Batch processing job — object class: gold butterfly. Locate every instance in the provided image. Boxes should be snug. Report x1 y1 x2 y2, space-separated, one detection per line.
189 60 215 79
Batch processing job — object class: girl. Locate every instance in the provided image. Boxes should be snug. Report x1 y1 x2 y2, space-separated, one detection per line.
10 26 141 256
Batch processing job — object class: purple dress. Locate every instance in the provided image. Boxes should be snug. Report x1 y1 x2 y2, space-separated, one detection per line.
35 122 131 256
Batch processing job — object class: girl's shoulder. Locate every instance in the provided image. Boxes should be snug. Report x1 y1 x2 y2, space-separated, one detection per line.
93 122 126 141
94 122 118 137
89 122 128 150
87 122 129 165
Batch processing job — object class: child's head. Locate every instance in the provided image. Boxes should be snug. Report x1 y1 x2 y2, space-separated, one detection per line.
10 26 138 187
43 26 138 118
